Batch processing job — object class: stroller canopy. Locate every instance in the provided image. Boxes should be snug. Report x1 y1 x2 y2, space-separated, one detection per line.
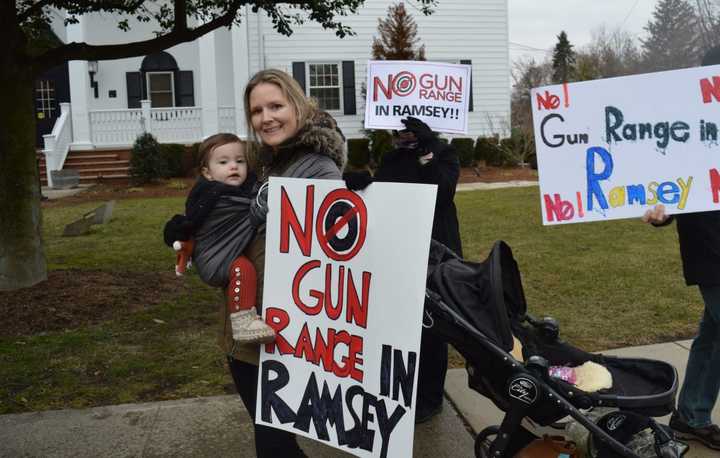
427 240 527 352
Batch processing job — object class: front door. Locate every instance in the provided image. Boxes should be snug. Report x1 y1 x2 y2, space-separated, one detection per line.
34 62 70 148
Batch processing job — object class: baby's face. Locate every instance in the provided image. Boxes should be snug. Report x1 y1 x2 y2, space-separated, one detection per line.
202 142 248 186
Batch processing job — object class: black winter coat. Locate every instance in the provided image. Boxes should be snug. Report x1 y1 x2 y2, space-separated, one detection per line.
675 211 720 286
374 143 463 257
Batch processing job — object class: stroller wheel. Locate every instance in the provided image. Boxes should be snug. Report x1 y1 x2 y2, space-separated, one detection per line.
474 426 500 458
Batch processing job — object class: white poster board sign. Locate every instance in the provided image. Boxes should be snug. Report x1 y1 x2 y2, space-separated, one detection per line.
256 177 437 458
364 60 471 134
531 64 720 225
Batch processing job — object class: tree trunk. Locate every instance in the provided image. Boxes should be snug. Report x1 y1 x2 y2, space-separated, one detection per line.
0 61 47 290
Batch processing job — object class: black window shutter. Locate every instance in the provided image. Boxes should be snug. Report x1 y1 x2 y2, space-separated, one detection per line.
292 62 306 93
342 61 356 115
126 72 142 108
460 60 473 112
176 71 195 107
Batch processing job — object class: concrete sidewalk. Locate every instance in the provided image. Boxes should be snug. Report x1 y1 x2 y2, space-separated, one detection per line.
1 340 718 457
0 396 471 458
41 185 92 200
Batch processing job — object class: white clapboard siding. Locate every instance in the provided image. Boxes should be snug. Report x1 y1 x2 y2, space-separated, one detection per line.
248 0 510 139
71 0 509 145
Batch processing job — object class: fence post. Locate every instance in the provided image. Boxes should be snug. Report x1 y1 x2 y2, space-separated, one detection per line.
141 100 151 135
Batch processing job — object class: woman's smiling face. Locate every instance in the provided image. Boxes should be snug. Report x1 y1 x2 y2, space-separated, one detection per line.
249 82 299 148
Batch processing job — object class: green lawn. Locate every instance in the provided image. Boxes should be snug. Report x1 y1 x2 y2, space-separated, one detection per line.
0 188 702 414
456 186 700 351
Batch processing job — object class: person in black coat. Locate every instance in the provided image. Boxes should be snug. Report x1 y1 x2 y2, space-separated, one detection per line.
346 116 462 423
642 46 720 451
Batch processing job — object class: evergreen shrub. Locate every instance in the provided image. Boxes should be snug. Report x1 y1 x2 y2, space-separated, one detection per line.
347 138 371 170
450 138 475 167
129 133 166 184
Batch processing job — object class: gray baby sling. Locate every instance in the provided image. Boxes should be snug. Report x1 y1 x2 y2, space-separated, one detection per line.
192 152 339 288
192 193 256 288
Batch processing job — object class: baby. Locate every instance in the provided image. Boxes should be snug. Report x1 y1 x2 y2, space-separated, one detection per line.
164 133 274 344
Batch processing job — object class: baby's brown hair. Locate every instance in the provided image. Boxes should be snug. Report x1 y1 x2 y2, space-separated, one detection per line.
197 133 244 172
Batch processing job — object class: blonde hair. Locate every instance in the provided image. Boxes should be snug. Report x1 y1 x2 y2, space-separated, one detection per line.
243 69 317 160
197 133 244 174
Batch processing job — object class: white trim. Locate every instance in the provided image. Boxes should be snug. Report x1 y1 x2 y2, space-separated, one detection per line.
146 71 175 107
305 61 343 114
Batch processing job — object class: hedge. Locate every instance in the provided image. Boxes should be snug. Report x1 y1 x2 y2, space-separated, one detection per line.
450 138 475 167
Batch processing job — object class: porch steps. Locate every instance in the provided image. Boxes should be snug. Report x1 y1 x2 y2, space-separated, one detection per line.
39 149 132 186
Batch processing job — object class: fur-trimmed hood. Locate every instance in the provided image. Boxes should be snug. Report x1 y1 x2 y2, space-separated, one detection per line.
258 112 347 176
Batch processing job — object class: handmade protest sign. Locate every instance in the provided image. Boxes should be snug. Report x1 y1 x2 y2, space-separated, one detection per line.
364 60 471 134
531 64 720 225
256 177 437 458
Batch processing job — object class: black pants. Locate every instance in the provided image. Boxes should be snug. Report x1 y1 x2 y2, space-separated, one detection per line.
227 357 307 458
416 326 448 409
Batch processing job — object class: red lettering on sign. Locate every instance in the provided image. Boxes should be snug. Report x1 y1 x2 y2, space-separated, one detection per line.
700 76 720 104
292 260 323 315
536 90 561 110
372 75 393 101
346 269 370 328
543 193 575 222
710 168 720 203
264 307 292 354
280 185 314 256
324 264 344 321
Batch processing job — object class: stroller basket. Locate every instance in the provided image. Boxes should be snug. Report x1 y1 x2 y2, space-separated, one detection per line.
424 240 679 457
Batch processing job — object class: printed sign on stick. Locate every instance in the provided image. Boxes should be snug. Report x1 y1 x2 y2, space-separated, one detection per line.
364 60 471 134
531 64 720 225
256 177 437 458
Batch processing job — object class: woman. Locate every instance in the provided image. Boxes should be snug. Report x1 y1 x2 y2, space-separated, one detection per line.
222 69 346 457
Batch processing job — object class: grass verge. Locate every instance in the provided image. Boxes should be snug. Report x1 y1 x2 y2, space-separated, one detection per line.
0 188 703 414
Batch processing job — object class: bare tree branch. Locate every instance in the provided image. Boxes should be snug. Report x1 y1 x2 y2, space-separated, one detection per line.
32 0 241 74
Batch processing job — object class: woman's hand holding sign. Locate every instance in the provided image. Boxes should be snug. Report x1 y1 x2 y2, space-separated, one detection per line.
642 204 671 226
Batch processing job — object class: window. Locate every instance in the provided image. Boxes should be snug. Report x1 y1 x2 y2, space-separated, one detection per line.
307 63 342 111
146 72 174 107
35 80 56 119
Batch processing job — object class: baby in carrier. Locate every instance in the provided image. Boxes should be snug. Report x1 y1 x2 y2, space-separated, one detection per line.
163 133 274 344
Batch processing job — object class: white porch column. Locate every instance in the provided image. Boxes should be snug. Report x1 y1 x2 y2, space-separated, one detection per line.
199 30 219 138
231 8 252 139
66 15 93 150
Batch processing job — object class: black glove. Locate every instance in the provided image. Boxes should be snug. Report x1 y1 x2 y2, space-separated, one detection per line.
163 214 194 247
249 184 268 227
343 171 374 191
401 117 438 148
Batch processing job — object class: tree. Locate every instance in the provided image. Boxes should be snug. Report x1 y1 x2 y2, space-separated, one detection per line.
371 2 426 60
551 31 576 83
641 0 702 71
366 2 427 166
695 0 720 52
1 0 436 291
510 58 550 152
578 26 642 79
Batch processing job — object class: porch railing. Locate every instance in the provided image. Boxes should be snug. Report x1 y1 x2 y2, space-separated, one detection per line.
149 106 203 143
218 106 236 134
88 101 236 147
89 108 144 146
42 103 72 188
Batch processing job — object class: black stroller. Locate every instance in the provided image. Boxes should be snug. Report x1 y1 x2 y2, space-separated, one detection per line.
424 241 683 457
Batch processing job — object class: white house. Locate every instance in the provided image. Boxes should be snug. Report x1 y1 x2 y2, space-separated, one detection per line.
39 0 510 184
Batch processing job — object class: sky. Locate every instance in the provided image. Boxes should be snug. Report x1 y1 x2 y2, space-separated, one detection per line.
508 0 658 63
